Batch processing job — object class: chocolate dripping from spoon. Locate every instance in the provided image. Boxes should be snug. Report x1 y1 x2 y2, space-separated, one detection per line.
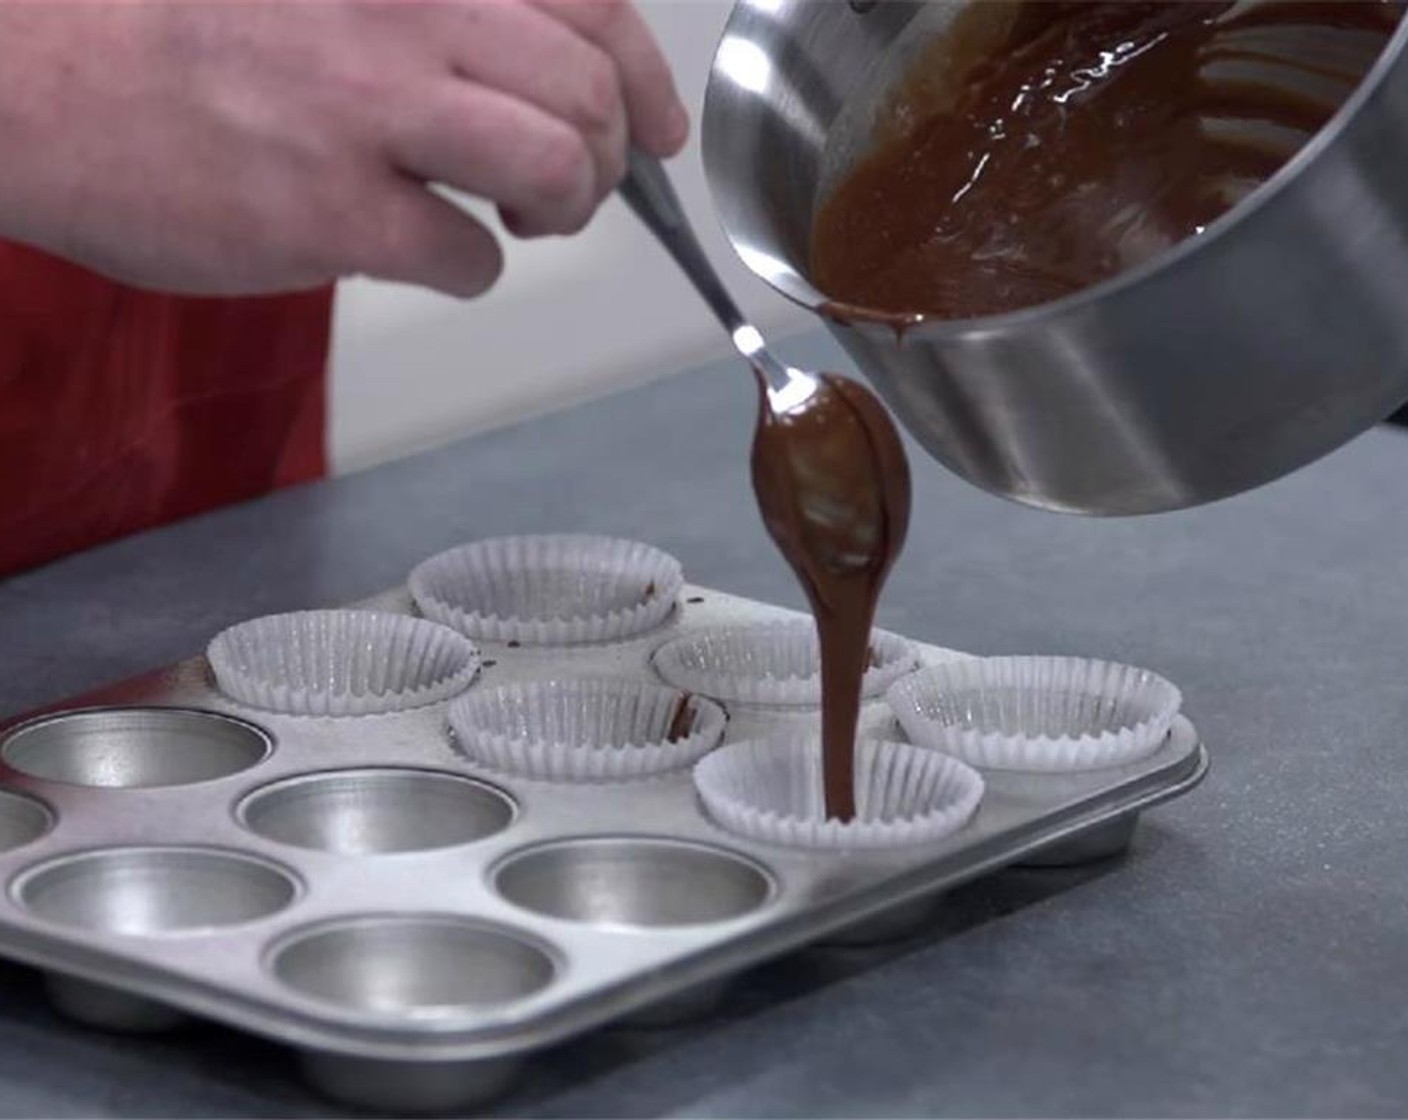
749 368 911 820
617 149 913 822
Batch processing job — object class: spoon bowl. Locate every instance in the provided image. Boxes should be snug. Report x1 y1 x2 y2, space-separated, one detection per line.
617 150 906 582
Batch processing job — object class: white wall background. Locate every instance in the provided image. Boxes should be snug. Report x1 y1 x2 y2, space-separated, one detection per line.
327 0 810 475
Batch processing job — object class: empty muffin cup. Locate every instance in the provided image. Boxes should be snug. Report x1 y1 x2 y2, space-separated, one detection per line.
208 610 481 716
0 790 51 851
237 769 515 854
14 847 299 935
1 708 270 788
493 837 773 928
409 534 684 645
693 733 984 850
653 623 917 706
449 678 726 782
269 915 556 1019
885 655 1182 771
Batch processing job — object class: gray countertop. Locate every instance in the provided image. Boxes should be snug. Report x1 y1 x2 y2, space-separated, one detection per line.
1 329 1406 1117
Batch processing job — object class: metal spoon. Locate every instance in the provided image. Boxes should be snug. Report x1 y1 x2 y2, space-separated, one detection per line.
616 150 818 412
619 151 912 820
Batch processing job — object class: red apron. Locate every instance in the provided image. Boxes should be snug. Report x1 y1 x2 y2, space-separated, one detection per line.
0 241 334 577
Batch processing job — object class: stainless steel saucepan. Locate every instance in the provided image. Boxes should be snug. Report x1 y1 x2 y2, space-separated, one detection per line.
701 0 1408 514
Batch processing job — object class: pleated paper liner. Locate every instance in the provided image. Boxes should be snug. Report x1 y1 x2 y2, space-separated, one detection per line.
693 733 984 850
208 610 481 717
652 622 917 707
449 677 727 782
885 655 1182 771
409 534 683 645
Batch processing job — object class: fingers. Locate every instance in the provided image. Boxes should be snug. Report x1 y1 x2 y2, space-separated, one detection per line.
531 0 690 157
355 178 505 297
383 0 689 275
388 81 598 237
438 1 628 208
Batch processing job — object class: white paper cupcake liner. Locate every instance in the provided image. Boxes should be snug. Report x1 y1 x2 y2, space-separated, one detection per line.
885 655 1182 772
652 622 917 707
208 610 481 717
409 534 683 646
694 733 983 850
448 678 727 782
725 700 901 744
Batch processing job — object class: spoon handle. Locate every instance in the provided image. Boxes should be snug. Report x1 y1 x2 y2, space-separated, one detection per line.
618 150 761 361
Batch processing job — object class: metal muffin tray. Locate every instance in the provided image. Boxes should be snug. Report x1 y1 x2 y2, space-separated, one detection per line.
0 582 1207 1114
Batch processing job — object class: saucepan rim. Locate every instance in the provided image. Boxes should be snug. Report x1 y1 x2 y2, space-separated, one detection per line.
701 2 1408 337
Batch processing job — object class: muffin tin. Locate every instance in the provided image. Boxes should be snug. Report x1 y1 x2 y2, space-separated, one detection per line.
0 579 1207 1113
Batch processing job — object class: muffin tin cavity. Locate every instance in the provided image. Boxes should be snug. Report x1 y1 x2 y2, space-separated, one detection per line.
14 847 298 935
1 708 270 789
237 769 514 855
493 837 774 929
269 915 556 1017
0 790 51 852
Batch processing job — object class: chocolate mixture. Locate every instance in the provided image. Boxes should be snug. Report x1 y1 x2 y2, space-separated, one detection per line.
750 372 910 820
752 0 1400 820
813 1 1403 319
752 0 1399 820
665 694 695 743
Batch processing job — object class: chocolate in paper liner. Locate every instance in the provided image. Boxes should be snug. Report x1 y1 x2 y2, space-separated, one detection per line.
885 655 1182 771
652 623 917 707
448 678 727 782
693 733 983 850
208 611 481 717
409 535 682 645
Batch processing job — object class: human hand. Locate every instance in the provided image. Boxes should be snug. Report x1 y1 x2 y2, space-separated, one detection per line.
0 0 688 297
